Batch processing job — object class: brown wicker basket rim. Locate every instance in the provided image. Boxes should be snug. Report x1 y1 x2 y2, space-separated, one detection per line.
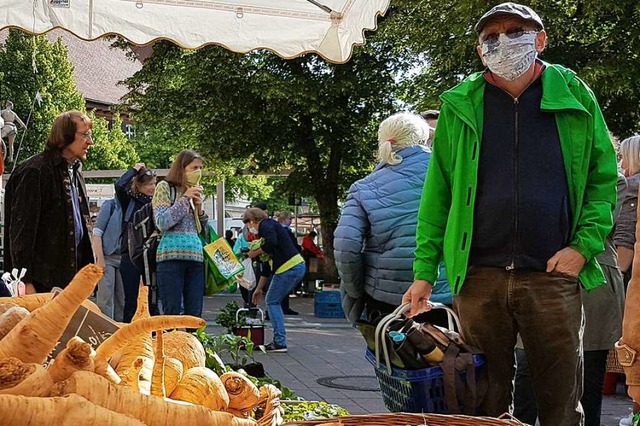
283 412 529 426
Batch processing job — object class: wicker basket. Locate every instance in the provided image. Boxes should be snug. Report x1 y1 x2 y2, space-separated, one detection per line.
284 412 528 425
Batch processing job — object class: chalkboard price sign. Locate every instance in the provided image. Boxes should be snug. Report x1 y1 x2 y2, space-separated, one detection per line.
45 288 120 365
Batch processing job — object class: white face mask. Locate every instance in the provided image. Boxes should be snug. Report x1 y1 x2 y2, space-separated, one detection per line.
481 31 538 81
249 227 259 235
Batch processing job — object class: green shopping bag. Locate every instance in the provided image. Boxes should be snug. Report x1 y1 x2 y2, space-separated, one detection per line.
201 226 243 296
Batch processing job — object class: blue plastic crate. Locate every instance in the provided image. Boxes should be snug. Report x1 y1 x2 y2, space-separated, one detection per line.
365 348 485 413
314 291 344 318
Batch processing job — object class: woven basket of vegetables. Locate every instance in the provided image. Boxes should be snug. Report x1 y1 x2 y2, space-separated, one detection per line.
0 265 284 426
285 412 529 426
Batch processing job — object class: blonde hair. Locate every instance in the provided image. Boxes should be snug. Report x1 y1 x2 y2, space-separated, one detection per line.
377 112 430 165
276 211 292 223
243 208 269 223
620 136 640 176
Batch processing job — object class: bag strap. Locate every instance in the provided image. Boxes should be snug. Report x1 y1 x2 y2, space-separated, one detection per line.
374 302 463 375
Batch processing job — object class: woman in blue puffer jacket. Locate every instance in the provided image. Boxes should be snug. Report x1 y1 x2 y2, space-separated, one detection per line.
334 112 451 324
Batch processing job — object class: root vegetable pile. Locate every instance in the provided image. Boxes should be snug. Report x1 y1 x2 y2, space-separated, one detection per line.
0 265 283 425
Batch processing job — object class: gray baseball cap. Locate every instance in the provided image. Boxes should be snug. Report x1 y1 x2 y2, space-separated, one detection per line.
475 2 544 33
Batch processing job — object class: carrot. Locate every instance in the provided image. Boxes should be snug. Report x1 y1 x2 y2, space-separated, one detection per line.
150 329 166 397
0 306 29 340
164 330 207 370
55 371 258 426
170 366 229 411
0 357 53 397
0 265 103 364
0 393 147 425
0 293 102 314
221 371 260 412
47 336 96 383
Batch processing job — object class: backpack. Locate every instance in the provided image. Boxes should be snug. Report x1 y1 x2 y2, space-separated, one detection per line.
127 184 176 276
101 198 134 256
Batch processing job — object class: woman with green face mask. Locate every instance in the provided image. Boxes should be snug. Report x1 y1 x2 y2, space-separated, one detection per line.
152 149 208 317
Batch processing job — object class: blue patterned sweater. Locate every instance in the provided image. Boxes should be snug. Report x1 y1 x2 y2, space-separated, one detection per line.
153 181 208 263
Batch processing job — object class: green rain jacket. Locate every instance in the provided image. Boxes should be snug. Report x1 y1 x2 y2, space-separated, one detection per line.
413 62 618 294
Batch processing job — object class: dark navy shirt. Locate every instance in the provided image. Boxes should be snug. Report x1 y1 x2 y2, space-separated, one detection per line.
469 76 571 271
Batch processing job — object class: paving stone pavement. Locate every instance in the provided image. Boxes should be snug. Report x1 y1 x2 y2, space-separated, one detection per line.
203 293 634 425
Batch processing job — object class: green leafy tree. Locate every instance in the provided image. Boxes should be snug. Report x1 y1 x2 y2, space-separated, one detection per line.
0 29 85 161
123 38 407 270
388 0 640 137
84 113 139 170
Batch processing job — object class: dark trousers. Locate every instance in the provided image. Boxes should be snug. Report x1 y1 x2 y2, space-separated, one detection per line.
120 254 159 322
514 349 608 426
157 259 204 317
454 266 584 426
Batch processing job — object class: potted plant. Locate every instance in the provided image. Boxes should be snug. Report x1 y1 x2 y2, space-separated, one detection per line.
195 327 266 378
215 301 265 346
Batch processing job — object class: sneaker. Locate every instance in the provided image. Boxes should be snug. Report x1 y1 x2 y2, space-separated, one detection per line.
264 342 287 353
283 309 299 316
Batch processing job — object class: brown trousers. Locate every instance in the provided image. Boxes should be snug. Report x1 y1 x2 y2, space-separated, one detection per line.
454 266 584 426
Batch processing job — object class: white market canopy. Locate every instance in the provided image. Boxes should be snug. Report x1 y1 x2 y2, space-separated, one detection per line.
0 0 390 63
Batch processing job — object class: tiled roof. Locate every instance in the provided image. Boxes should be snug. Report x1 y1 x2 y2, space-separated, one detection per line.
0 29 142 106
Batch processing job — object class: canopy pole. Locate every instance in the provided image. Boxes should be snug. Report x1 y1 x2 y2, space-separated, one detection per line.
305 0 333 14
216 180 225 237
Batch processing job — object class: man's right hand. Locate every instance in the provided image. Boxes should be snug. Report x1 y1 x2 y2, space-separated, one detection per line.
96 257 106 269
401 280 433 317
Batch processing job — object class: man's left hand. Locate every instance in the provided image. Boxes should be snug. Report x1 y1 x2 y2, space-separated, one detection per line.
546 247 586 277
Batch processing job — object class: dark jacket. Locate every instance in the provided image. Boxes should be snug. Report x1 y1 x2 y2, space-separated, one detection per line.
258 219 300 273
3 149 94 291
469 77 571 271
114 167 150 256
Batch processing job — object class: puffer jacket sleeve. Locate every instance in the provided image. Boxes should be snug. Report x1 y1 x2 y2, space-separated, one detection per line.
614 174 638 250
335 185 369 324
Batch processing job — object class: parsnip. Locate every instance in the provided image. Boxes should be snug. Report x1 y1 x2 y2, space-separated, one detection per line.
0 306 29 340
0 393 147 425
150 329 165 397
163 357 183 396
221 371 260 412
0 293 102 314
0 357 53 397
48 336 96 382
170 366 229 411
112 286 153 392
120 357 145 390
0 303 19 315
55 371 257 426
93 315 205 387
0 265 103 364
164 330 206 370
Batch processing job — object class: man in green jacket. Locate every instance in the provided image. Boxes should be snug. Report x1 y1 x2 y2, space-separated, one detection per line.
402 3 618 425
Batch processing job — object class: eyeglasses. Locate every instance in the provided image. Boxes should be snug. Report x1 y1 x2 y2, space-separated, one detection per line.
76 131 93 142
481 28 536 45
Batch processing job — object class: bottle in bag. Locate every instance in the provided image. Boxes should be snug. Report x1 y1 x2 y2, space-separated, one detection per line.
407 328 445 364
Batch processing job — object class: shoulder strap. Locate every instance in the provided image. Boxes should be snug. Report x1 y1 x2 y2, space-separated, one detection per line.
124 199 135 222
169 183 177 204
